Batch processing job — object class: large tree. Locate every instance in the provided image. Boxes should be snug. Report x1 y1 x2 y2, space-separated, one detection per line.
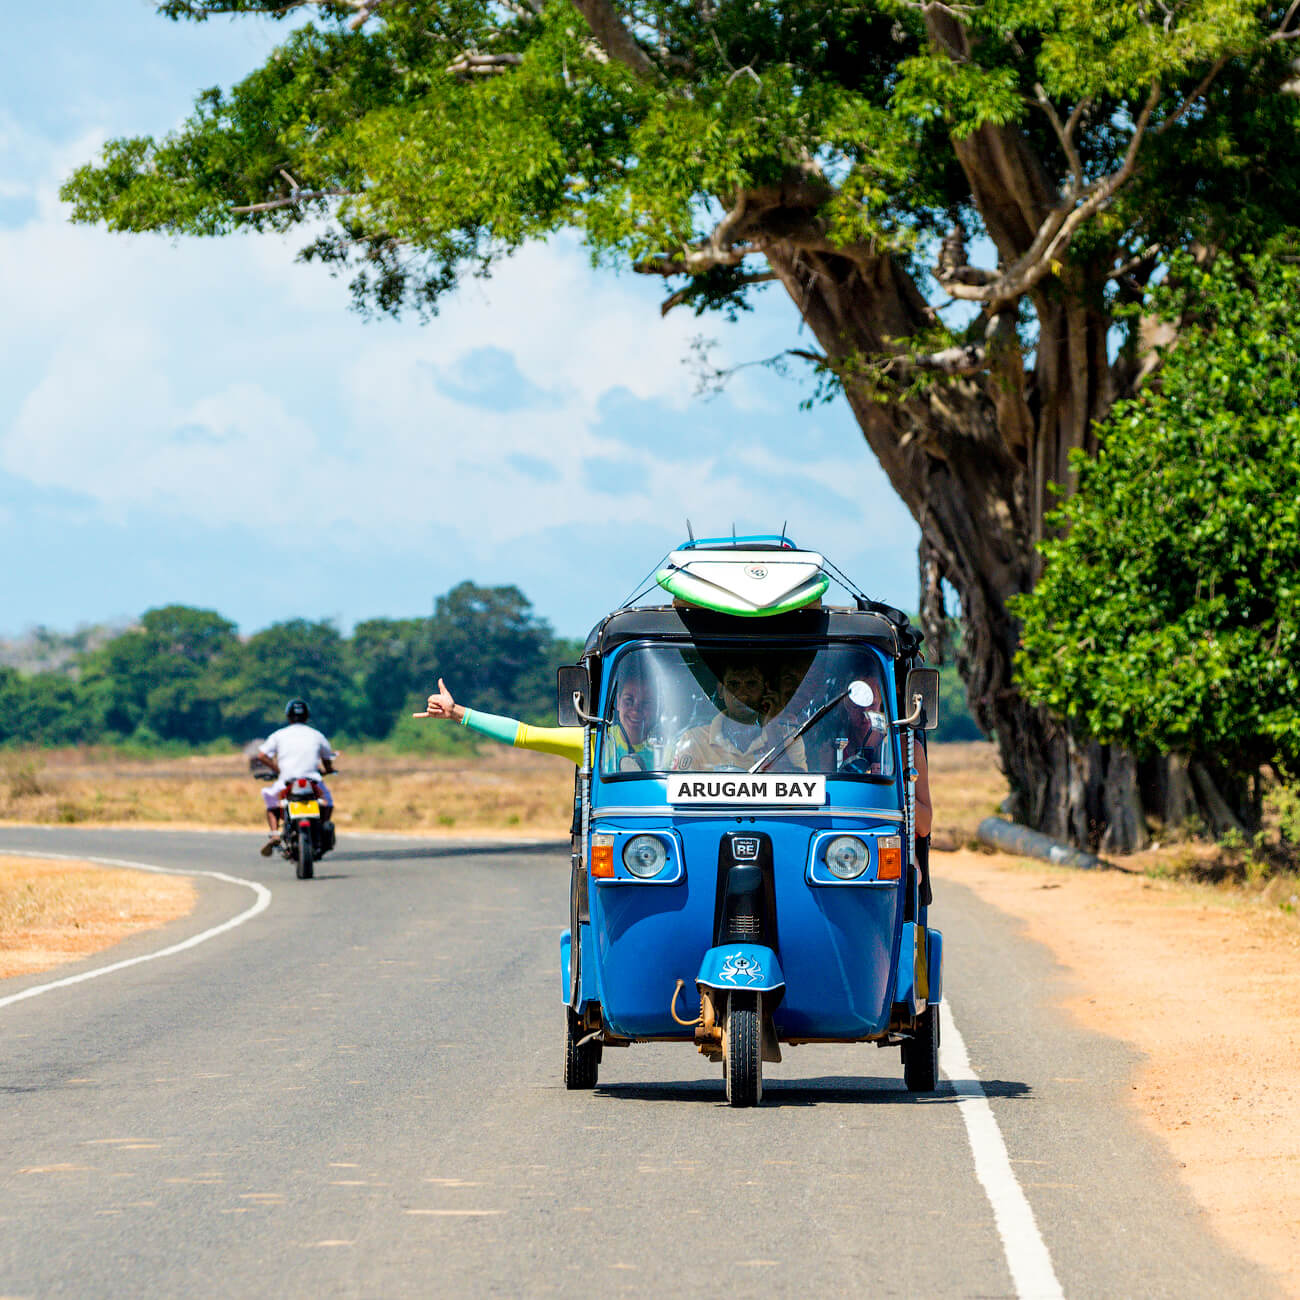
63 1 1300 849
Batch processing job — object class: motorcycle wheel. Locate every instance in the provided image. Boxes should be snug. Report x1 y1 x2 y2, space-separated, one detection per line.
724 992 762 1107
296 826 314 880
902 1003 940 1092
563 1007 600 1090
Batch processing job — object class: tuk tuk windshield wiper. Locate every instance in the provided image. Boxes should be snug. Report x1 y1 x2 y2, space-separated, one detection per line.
748 680 872 774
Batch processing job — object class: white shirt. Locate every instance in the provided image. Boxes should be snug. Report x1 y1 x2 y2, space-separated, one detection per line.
261 723 333 781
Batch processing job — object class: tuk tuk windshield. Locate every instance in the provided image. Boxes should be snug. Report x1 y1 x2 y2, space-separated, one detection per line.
599 643 895 779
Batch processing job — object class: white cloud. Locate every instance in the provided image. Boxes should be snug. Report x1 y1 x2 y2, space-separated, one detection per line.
1 112 918 625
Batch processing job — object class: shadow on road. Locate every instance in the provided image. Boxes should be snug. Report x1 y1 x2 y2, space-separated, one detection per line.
331 841 568 863
595 1076 1032 1106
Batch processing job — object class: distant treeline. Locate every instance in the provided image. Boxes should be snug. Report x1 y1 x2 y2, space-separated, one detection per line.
0 584 983 749
0 584 579 751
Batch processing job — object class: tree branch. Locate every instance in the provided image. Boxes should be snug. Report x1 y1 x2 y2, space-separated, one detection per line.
934 218 999 298
345 0 388 30
231 187 354 214
635 195 766 277
886 342 987 377
446 51 524 77
950 83 1161 312
1157 57 1229 132
1108 241 1161 283
1031 84 1088 193
659 270 777 316
570 0 657 78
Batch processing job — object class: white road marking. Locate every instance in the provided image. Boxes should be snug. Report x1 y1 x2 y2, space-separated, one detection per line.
0 849 271 1010
940 998 1064 1300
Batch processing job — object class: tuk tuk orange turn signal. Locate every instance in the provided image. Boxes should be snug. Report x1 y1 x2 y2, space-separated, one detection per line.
590 834 615 878
877 835 902 880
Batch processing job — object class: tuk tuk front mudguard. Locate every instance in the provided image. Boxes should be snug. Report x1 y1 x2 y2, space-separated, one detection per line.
893 922 943 1016
696 944 786 999
559 925 600 1009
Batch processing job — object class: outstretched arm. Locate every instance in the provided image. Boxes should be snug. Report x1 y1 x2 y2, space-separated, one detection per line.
413 677 583 762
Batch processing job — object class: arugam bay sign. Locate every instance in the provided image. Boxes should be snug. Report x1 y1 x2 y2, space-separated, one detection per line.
667 776 826 806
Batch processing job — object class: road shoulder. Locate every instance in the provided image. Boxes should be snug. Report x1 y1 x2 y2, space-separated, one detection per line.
935 848 1300 1296
0 854 195 980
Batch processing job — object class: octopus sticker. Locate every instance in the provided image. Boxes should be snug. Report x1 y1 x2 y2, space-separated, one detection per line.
717 952 764 985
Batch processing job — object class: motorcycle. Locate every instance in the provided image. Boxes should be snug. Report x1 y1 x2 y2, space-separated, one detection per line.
273 776 335 879
251 756 336 880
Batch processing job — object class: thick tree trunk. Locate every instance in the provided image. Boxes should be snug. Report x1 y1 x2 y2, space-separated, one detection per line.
764 241 1153 852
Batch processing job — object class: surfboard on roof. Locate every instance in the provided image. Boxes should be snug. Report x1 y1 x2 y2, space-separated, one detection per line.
654 534 830 617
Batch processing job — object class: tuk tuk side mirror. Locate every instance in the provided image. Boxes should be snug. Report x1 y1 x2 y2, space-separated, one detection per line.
557 665 592 727
900 666 940 731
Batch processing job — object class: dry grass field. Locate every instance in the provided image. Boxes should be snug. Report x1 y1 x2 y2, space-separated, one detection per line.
0 742 1006 840
2 741 1294 906
0 744 577 837
0 856 194 979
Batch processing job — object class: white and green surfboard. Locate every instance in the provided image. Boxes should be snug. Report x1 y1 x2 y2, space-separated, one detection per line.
655 549 829 617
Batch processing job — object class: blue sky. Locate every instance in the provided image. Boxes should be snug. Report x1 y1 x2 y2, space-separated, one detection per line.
0 3 919 641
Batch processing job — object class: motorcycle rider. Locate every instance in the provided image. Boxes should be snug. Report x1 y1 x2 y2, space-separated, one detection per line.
256 698 337 856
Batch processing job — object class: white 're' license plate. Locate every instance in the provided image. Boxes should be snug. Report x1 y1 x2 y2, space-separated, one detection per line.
287 800 320 817
667 775 825 806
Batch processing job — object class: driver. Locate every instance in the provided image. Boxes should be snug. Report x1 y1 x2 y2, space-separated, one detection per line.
670 659 807 773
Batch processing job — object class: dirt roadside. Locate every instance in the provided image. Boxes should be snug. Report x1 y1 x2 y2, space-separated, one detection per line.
936 848 1300 1296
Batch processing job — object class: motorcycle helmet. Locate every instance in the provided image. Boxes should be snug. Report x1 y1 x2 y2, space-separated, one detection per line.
285 698 310 723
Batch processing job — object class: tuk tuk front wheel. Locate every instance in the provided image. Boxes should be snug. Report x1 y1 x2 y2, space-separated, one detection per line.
564 1007 600 1090
724 992 762 1107
902 1003 939 1092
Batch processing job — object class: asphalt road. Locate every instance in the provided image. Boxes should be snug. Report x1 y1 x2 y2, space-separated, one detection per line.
0 827 1275 1299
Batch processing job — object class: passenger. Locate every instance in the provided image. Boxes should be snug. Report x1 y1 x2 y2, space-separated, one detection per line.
835 678 932 837
913 742 933 838
608 671 658 771
837 680 890 775
412 675 656 769
670 659 807 772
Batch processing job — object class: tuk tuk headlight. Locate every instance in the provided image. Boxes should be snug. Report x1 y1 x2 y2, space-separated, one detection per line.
623 835 668 879
825 835 869 880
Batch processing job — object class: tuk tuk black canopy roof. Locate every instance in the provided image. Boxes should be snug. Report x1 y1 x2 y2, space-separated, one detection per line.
582 604 915 664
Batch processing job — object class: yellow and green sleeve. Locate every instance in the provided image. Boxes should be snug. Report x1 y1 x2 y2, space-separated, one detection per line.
460 709 585 764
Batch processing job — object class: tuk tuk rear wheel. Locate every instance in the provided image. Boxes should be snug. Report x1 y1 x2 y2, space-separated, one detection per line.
724 992 762 1107
564 1007 600 1090
902 1003 939 1092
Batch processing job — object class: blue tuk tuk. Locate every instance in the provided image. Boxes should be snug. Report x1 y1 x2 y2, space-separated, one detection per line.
557 535 942 1106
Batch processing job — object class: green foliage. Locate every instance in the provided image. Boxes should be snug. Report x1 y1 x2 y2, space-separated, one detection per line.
78 605 239 740
223 617 357 737
1014 244 1300 779
428 580 558 721
0 582 575 748
350 616 438 738
0 668 99 746
61 2 1296 320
